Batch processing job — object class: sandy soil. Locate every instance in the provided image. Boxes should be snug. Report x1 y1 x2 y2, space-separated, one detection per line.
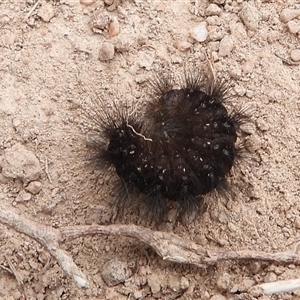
1 0 300 299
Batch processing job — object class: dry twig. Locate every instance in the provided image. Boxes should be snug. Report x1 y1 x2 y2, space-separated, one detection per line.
1 204 300 288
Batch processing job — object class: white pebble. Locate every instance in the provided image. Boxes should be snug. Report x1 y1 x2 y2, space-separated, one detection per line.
190 22 208 42
290 49 300 62
99 42 115 61
287 20 300 34
239 3 259 31
280 8 300 23
218 35 234 57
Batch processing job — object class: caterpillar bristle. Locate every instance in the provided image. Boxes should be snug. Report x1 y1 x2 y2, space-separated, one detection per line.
84 66 250 225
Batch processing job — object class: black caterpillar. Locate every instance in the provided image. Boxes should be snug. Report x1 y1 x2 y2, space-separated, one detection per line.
87 69 247 224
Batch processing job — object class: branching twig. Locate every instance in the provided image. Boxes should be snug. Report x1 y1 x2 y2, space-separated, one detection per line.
1 204 300 289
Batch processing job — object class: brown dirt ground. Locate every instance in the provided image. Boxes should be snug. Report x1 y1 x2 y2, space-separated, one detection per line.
1 0 300 299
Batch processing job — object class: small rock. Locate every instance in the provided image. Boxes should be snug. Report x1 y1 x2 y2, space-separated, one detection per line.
242 58 255 74
210 294 227 300
173 41 192 52
280 9 300 23
1 143 42 184
241 278 255 291
210 0 225 3
25 181 42 195
101 258 133 286
209 27 224 41
287 20 300 34
137 53 154 70
132 290 142 299
16 190 32 202
216 273 232 291
190 22 208 42
0 15 10 26
0 173 10 184
1 33 16 46
248 286 263 297
239 3 259 31
115 36 132 52
108 17 120 37
264 272 277 283
290 49 300 62
256 118 269 131
205 4 222 16
91 10 110 34
99 42 115 61
38 3 56 22
218 35 234 56
180 277 189 290
80 0 95 5
168 275 189 292
147 274 161 294
167 208 178 222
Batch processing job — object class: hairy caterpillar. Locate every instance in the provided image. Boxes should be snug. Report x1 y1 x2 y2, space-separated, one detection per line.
85 68 248 224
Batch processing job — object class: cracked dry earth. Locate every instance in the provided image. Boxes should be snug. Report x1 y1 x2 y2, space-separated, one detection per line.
0 0 300 300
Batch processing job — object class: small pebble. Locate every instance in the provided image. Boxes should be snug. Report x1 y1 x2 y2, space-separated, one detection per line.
210 294 227 300
173 41 192 52
248 286 263 297
167 208 178 222
280 9 300 23
242 278 255 291
205 4 222 16
0 173 10 184
190 22 208 42
211 0 225 4
101 258 133 286
25 181 42 195
287 20 300 34
249 262 261 274
290 49 300 62
38 3 56 22
216 273 232 291
79 0 95 5
264 272 277 283
115 37 132 52
239 3 259 31
218 35 234 56
209 27 224 41
99 42 115 61
1 143 42 184
133 291 142 300
256 118 269 131
242 58 255 74
147 274 161 294
16 190 32 202
108 17 120 37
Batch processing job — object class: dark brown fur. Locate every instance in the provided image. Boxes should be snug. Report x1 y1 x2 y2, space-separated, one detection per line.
86 69 249 224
